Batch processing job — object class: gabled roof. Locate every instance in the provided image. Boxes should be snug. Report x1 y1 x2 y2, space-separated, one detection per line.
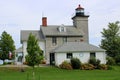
41 25 84 37
21 25 83 43
51 42 105 53
21 30 45 43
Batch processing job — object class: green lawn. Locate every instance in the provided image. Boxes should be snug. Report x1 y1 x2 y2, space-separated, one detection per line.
0 66 120 80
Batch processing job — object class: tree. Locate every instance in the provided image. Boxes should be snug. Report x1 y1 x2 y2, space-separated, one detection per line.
26 33 43 68
26 33 43 80
0 31 16 61
100 21 120 59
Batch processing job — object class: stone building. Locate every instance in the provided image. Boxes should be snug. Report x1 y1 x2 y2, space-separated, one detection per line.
19 5 106 65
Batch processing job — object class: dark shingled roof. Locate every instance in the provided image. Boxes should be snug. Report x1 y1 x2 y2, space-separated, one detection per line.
21 30 45 43
21 25 84 43
51 42 105 53
41 25 84 36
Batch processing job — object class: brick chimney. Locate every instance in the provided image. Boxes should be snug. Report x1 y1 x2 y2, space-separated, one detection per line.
42 17 47 27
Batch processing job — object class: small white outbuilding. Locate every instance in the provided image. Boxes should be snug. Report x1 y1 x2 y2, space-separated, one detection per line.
51 42 106 66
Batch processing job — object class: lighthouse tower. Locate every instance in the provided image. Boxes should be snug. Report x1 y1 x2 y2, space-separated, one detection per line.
72 4 89 43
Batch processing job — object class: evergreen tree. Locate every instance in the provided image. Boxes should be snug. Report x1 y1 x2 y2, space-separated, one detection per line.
26 33 43 80
26 33 43 67
100 21 120 59
0 31 16 60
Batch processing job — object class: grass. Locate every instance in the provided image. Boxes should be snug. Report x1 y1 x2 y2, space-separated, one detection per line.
0 66 120 80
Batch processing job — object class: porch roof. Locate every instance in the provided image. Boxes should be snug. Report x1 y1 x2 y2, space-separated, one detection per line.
51 42 105 53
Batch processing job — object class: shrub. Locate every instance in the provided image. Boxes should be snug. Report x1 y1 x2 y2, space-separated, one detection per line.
59 61 72 70
23 62 28 65
81 63 95 70
106 56 115 65
107 65 113 70
88 58 101 69
95 59 101 68
3 62 7 65
8 62 12 64
115 55 120 65
89 57 96 65
40 60 46 64
98 64 108 70
71 58 81 69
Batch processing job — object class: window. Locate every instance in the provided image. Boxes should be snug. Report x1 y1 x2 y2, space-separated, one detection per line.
58 25 66 32
61 27 64 32
63 37 67 43
90 52 96 58
52 37 57 45
79 53 84 57
67 53 72 59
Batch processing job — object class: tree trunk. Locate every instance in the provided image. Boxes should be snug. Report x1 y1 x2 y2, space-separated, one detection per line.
32 67 35 80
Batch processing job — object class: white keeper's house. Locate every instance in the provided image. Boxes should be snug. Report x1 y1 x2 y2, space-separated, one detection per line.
16 4 106 66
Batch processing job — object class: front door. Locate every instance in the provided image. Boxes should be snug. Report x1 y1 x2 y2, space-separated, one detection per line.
50 53 55 65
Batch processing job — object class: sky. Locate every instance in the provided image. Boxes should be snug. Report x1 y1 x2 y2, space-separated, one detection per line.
0 0 120 49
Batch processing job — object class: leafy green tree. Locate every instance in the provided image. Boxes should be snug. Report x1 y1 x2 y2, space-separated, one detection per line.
0 31 16 60
26 33 43 67
26 33 43 80
100 21 120 59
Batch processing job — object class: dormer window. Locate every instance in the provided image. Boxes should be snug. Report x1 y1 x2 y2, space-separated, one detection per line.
61 27 64 32
58 24 66 32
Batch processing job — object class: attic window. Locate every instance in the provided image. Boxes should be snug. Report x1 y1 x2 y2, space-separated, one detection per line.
58 24 66 32
61 27 64 32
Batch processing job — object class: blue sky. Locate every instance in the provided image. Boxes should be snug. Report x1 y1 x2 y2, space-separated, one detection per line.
0 0 120 48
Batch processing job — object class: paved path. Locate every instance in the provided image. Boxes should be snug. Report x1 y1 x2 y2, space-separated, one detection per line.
0 64 50 67
0 64 29 67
